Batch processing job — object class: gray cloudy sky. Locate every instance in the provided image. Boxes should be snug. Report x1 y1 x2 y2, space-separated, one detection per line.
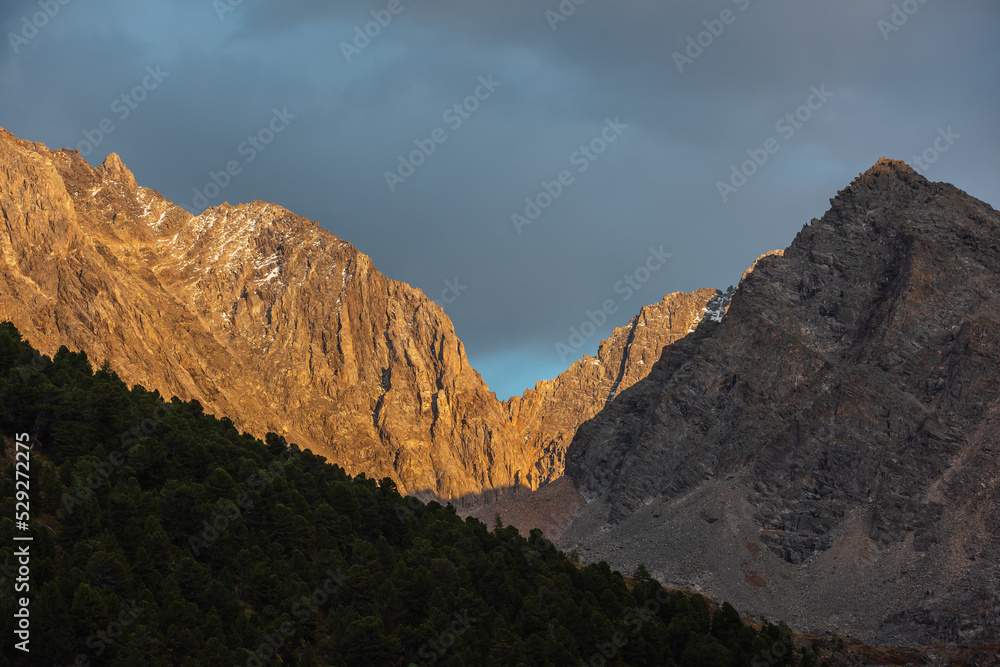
2 0 997 398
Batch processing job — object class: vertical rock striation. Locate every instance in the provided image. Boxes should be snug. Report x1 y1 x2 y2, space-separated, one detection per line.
0 126 713 503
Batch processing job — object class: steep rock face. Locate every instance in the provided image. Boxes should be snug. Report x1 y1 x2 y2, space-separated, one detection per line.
0 126 715 504
504 288 717 484
0 127 535 501
562 159 1000 644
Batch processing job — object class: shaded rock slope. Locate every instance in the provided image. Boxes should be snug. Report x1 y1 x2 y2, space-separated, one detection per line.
561 158 1000 645
0 126 716 502
504 288 718 485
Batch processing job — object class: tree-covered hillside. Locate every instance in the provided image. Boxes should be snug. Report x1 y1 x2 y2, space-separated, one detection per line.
0 322 811 666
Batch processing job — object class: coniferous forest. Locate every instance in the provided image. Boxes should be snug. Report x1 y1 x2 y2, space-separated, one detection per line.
0 322 813 666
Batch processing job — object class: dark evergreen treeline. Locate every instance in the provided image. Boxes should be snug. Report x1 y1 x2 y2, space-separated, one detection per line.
0 322 818 666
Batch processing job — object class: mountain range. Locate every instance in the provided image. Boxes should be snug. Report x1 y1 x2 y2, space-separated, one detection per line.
3 125 1000 652
0 126 716 505
559 158 1000 646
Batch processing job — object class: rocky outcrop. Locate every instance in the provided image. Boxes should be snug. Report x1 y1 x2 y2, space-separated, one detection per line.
741 248 784 283
503 288 718 485
561 158 1000 645
0 127 532 501
0 126 714 503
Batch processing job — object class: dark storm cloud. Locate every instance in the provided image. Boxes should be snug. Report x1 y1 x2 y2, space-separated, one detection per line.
2 0 998 398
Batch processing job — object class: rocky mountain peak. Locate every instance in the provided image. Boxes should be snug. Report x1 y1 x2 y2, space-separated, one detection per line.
826 157 932 217
852 157 926 192
96 152 137 191
862 155 919 180
561 158 1000 645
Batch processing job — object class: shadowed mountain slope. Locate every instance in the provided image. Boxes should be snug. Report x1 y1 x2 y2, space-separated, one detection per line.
561 159 1000 645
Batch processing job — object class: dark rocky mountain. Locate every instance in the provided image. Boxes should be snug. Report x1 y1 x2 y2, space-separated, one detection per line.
560 158 1000 646
0 126 716 504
